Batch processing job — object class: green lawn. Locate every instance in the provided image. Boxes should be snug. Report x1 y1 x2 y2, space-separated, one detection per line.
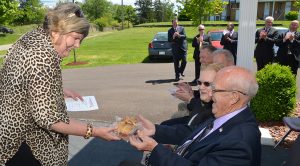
61 26 227 68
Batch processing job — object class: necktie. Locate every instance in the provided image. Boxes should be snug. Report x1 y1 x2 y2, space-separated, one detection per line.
175 121 214 156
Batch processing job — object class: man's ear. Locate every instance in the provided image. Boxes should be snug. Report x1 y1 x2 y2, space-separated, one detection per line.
230 92 240 105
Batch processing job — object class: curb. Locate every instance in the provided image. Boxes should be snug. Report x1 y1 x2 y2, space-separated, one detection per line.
260 127 275 146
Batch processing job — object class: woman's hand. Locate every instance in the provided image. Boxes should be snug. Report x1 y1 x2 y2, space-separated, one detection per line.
63 88 83 101
94 127 121 141
174 82 193 102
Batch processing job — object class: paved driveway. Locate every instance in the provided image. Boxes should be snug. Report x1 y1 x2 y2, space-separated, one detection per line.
64 63 194 123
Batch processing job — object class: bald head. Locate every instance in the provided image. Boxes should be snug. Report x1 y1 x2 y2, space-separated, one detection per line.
215 66 258 99
212 49 235 67
211 66 258 118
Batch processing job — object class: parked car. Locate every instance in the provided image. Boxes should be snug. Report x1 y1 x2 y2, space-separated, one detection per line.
148 32 173 59
273 27 288 56
207 30 224 49
0 26 14 34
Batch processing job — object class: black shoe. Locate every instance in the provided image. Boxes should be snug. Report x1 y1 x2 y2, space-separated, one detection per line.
175 77 180 81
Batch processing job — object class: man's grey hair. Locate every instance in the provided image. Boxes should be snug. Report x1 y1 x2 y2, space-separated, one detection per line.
229 71 258 99
265 16 274 22
236 78 259 99
212 49 234 64
220 66 259 100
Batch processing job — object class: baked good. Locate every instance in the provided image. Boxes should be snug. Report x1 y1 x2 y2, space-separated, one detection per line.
116 116 138 138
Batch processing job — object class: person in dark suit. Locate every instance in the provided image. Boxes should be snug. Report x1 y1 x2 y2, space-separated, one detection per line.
255 16 279 71
120 66 261 166
220 22 238 64
275 20 300 75
168 19 188 81
191 24 211 84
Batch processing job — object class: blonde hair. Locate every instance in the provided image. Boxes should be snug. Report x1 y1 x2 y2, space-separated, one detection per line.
201 63 224 73
43 3 90 38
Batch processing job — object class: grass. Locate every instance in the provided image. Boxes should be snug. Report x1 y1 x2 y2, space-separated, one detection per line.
0 50 6 66
61 26 227 69
0 24 39 45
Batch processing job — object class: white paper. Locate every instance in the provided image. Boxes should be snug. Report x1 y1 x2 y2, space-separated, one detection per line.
65 96 99 112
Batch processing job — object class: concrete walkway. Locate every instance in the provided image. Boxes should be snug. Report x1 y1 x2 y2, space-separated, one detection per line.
0 44 12 51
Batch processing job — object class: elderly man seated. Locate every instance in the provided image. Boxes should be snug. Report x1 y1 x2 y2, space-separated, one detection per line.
120 66 261 166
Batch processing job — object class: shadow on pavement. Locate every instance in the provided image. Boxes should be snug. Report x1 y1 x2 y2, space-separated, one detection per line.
68 138 142 166
145 79 178 84
142 56 173 63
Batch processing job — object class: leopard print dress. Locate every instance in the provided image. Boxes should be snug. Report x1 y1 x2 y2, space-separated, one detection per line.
0 28 70 165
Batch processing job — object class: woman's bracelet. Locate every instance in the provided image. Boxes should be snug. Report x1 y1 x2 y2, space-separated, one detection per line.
84 123 93 139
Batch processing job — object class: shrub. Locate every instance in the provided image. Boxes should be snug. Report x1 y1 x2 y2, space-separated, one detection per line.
94 17 109 31
285 11 299 21
250 64 297 122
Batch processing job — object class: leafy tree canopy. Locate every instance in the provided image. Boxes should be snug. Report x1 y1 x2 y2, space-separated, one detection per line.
0 0 19 25
178 0 227 25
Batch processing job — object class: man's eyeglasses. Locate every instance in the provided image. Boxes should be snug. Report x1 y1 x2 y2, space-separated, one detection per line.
211 83 247 95
199 29 205 31
212 89 247 96
197 80 211 87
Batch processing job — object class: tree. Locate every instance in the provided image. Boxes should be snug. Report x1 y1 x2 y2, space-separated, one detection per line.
135 0 154 23
153 0 174 22
13 0 45 25
294 0 300 9
81 0 112 21
124 5 137 26
0 0 19 25
178 0 227 24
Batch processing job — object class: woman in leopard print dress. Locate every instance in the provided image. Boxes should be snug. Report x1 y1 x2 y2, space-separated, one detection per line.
0 3 120 166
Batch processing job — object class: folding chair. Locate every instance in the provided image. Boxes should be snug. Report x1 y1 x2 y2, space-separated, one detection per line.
273 117 300 149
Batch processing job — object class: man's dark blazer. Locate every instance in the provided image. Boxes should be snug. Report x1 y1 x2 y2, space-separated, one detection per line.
168 26 188 58
149 107 261 166
192 34 211 59
275 31 300 64
220 31 238 63
254 27 279 70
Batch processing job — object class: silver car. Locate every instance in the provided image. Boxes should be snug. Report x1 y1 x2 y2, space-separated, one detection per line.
148 32 173 59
